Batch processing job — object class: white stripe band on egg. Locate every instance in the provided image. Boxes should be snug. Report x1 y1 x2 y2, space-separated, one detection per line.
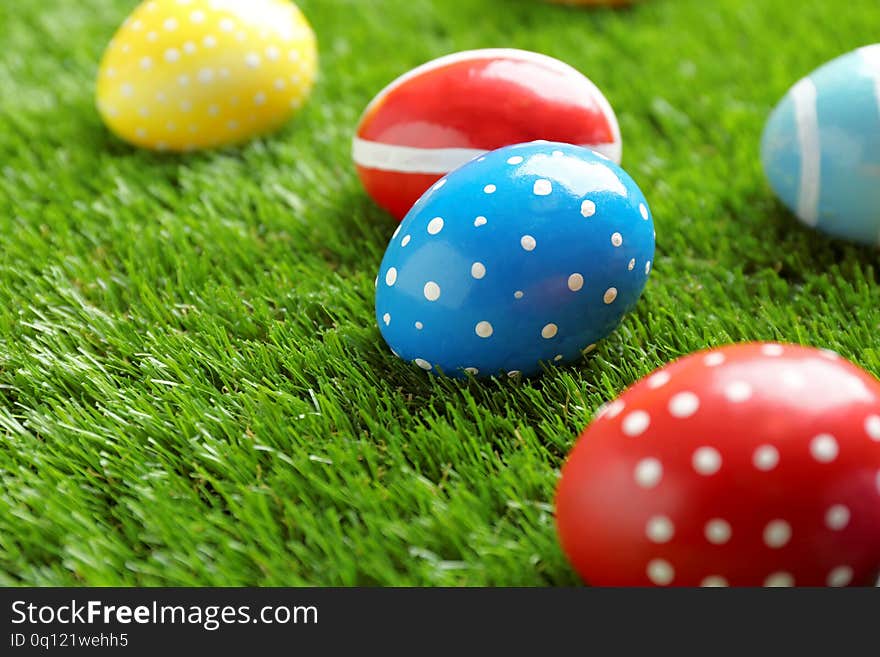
352 137 620 174
859 44 880 110
791 77 820 227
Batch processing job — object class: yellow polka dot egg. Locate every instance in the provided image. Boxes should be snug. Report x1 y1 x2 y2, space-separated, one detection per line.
96 0 317 151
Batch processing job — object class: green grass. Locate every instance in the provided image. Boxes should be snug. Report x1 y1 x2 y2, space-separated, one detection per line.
1 0 880 586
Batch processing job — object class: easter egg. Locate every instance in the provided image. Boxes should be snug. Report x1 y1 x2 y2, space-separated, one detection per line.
374 141 654 378
95 0 317 151
556 343 880 586
354 49 621 220
761 45 880 246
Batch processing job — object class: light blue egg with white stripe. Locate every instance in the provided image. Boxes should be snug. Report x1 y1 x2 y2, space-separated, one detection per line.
374 141 655 378
762 44 880 246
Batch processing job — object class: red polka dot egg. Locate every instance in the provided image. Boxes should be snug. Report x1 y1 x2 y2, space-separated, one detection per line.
354 48 621 220
95 0 317 151
555 343 880 586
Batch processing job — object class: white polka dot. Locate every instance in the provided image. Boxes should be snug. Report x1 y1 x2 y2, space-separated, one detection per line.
178 74 190 86
611 232 623 247
763 520 791 548
423 282 441 301
208 104 220 116
628 258 636 271
245 52 261 68
137 106 150 117
382 313 390 326
761 344 784 356
474 216 487 227
139 56 152 69
705 518 731 544
692 447 722 475
701 576 728 587
134 127 147 138
191 9 205 22
645 261 652 275
521 235 536 251
121 83 134 97
647 371 670 389
414 321 423 330
724 381 752 403
603 287 618 304
464 367 478 375
603 400 625 419
178 99 192 112
401 235 411 247
514 290 524 299
704 352 725 367
274 78 286 90
226 120 238 130
164 17 178 30
220 18 235 31
622 411 650 437
254 91 267 105
764 572 794 587
198 68 214 84
507 156 523 165
827 566 853 587
581 200 596 217
427 217 444 235
533 179 552 196
647 559 674 586
147 31 158 42
183 41 197 54
753 445 779 471
164 48 181 63
483 184 496 194
507 370 521 377
475 321 493 338
646 515 674 543
554 354 563 362
639 203 649 220
203 35 217 47
266 45 280 61
583 343 597 354
825 504 850 531
471 262 486 279
669 392 700 418
414 358 432 370
634 457 662 488
810 434 839 463
541 323 558 339
385 267 397 286
567 273 584 292
865 415 880 441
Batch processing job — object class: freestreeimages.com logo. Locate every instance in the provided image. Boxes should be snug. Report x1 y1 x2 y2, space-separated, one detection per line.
11 600 318 631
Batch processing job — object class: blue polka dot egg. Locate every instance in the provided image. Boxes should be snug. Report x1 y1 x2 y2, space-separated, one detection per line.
374 141 655 378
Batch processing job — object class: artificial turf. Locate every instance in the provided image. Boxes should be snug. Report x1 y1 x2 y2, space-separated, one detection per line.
1 0 879 586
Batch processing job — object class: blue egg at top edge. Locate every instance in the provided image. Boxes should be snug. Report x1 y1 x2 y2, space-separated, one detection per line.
761 44 880 247
374 141 655 378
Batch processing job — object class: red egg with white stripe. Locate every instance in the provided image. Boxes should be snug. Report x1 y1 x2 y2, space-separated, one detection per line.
353 48 621 220
555 343 880 587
